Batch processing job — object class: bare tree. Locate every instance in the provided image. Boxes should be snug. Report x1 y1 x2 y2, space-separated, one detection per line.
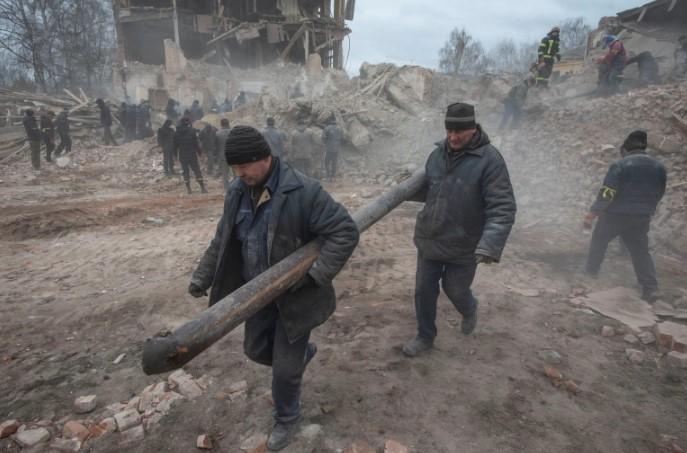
438 27 490 76
0 0 114 92
559 17 591 51
0 0 56 91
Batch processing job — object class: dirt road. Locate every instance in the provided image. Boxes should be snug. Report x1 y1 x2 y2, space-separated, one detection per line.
1 142 685 453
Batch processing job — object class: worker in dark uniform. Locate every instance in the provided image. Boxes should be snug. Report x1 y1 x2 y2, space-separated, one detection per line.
499 77 535 130
23 109 42 170
626 51 660 86
136 102 152 139
95 98 118 146
173 116 207 194
54 108 72 156
289 119 316 176
199 122 219 176
536 26 561 88
321 117 343 181
40 110 56 163
157 119 176 176
262 117 287 158
584 130 667 302
190 100 204 122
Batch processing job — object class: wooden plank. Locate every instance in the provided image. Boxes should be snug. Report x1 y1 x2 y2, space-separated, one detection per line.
668 0 678 11
280 22 308 60
63 89 82 105
637 6 648 22
206 25 239 45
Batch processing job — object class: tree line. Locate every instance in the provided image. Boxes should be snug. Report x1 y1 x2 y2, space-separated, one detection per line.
0 0 116 92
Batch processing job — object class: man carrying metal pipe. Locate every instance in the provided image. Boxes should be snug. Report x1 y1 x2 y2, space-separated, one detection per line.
187 125 359 451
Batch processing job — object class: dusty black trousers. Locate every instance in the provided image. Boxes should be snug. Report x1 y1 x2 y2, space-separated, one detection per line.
244 302 311 423
586 213 658 292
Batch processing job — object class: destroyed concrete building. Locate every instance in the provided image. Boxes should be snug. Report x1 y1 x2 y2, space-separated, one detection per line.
111 0 354 106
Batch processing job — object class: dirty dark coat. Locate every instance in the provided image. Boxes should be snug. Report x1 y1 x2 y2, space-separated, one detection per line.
190 159 360 341
157 124 175 152
412 126 516 263
172 124 201 161
99 105 113 127
23 115 41 141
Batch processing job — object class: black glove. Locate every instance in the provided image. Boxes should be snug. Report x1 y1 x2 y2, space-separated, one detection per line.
188 282 207 298
290 274 316 293
475 254 496 265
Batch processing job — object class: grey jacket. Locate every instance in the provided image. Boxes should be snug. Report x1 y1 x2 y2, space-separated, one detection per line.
413 126 516 263
191 159 359 341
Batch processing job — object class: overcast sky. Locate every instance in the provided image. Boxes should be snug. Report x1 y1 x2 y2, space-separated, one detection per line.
344 0 642 73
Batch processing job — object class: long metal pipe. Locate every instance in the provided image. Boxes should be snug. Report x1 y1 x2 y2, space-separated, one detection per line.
141 170 426 375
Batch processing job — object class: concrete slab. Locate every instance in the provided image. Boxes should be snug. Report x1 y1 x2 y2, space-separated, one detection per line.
580 287 657 331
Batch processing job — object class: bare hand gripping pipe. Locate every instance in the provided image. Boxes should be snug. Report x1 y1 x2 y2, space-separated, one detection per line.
141 170 426 375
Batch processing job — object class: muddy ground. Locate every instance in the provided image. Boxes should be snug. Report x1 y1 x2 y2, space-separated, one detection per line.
0 135 686 453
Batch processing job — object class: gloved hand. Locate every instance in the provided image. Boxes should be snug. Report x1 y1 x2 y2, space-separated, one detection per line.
290 274 316 293
475 254 496 264
188 282 208 298
582 212 598 230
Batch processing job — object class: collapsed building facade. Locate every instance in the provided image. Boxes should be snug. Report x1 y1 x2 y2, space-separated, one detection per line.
110 0 354 107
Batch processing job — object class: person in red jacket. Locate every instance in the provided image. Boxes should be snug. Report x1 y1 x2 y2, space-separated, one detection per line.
596 39 627 95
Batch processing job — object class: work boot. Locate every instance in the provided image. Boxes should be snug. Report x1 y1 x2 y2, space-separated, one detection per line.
402 336 433 357
199 181 208 194
267 418 301 451
461 301 478 335
185 182 192 194
641 288 661 303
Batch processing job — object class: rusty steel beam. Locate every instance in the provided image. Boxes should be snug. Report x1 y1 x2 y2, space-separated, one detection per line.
141 170 426 375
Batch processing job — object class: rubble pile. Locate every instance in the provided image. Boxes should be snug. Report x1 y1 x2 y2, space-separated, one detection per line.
505 81 687 257
0 88 121 163
0 370 214 451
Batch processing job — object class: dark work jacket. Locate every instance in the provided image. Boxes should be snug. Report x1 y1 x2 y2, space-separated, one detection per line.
190 159 360 342
99 105 113 127
173 124 201 161
505 82 529 109
55 112 70 135
40 115 55 141
198 125 218 155
23 115 41 141
412 126 517 263
591 151 666 217
262 126 287 157
157 125 175 151
322 124 343 153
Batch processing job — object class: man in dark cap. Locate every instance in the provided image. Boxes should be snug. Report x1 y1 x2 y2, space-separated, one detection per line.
22 109 42 170
403 102 517 357
95 98 118 146
262 117 287 158
583 130 666 301
173 117 207 194
187 125 359 450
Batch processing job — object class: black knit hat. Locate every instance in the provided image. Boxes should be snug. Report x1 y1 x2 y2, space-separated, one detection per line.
225 126 272 165
622 130 647 151
445 102 476 131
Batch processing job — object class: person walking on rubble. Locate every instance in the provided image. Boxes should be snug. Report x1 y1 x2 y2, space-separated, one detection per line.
165 98 179 123
173 116 207 194
95 98 118 146
40 110 56 163
596 39 627 95
625 51 660 86
289 119 316 177
322 117 343 181
583 130 666 302
157 119 176 176
23 109 42 170
215 118 233 191
536 26 561 88
199 122 219 176
187 125 359 450
190 100 204 122
402 102 517 357
499 77 534 130
262 117 287 158
54 108 72 156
